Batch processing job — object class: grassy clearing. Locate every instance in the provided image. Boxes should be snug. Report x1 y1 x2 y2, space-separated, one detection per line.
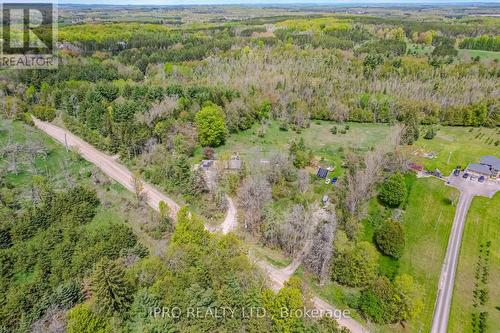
251 244 292 268
217 120 392 176
448 193 500 333
276 17 351 32
413 126 500 175
458 49 500 61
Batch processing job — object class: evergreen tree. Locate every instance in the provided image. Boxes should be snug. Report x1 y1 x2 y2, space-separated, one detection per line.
91 258 132 314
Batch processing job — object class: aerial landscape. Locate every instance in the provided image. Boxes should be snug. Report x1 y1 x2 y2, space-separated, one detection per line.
0 1 499 332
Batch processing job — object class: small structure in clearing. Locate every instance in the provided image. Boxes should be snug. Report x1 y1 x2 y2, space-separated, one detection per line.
226 154 243 170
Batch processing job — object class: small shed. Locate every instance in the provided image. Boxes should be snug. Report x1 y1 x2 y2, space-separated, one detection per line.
227 155 242 170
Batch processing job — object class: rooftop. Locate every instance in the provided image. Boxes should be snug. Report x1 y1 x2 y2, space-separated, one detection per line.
480 156 500 170
467 163 492 175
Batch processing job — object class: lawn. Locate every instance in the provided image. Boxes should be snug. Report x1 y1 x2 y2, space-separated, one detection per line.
448 192 500 333
395 178 459 333
413 126 500 175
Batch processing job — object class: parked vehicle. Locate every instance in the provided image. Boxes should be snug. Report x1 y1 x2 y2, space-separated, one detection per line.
453 169 460 176
462 173 469 179
478 176 485 183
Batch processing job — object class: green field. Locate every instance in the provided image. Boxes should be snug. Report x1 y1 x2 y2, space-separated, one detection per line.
396 178 459 333
413 126 500 175
458 49 500 61
448 193 500 333
216 120 393 176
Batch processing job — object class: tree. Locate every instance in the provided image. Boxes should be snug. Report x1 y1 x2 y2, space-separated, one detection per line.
394 274 424 321
280 204 308 257
195 104 227 147
263 277 305 332
424 126 437 140
132 172 145 205
331 241 379 287
358 276 399 324
289 138 312 168
238 175 272 232
302 211 337 285
91 258 132 314
66 303 109 333
375 219 405 258
379 173 407 207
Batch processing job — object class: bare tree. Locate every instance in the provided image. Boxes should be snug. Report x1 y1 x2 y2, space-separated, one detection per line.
297 169 309 193
132 172 147 206
238 175 272 232
341 125 403 216
137 96 179 127
31 305 66 333
280 204 309 257
302 210 337 285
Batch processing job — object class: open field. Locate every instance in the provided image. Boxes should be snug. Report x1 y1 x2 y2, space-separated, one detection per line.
216 120 393 175
458 49 500 61
448 193 500 333
413 126 500 175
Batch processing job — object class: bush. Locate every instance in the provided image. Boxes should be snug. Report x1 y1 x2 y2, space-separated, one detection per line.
331 241 379 287
424 126 437 140
379 173 407 207
375 220 405 258
31 105 56 121
202 147 215 160
330 126 338 134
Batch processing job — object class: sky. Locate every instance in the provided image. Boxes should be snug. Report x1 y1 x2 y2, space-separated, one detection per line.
6 0 500 5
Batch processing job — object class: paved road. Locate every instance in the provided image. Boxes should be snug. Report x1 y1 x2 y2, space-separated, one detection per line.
34 118 367 333
430 174 500 333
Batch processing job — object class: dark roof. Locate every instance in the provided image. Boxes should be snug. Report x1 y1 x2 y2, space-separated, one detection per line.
317 168 328 179
467 163 492 175
480 156 500 170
